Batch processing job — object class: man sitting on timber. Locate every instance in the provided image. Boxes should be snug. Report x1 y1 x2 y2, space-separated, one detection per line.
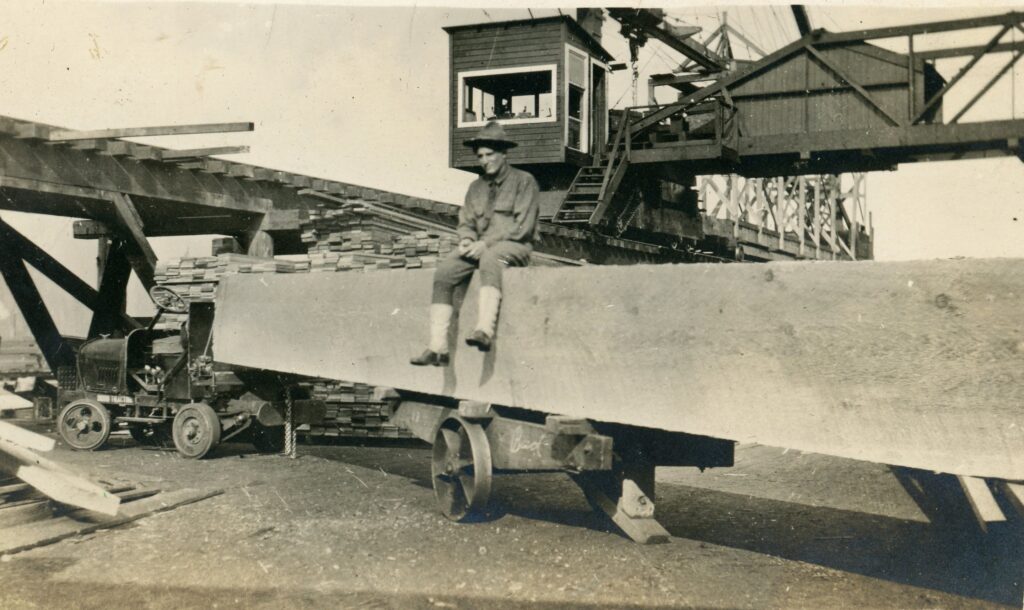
411 121 540 366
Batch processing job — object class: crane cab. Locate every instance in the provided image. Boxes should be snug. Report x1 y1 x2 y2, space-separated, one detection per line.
445 15 614 189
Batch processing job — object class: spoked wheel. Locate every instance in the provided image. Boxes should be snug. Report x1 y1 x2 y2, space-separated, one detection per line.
172 402 222 459
431 417 492 521
252 423 285 454
58 399 112 451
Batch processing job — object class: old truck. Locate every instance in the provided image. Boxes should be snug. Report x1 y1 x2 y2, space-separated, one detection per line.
57 285 287 458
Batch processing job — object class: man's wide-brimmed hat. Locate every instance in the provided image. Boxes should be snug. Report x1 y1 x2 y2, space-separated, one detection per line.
463 120 518 150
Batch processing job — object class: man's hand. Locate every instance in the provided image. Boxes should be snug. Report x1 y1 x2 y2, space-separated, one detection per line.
463 240 488 260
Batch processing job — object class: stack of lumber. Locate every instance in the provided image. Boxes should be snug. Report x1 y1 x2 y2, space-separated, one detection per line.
301 202 457 270
154 254 309 303
296 380 413 439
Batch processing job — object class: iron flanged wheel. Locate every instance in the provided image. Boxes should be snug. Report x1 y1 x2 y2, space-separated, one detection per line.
431 417 492 521
57 399 112 451
172 402 221 459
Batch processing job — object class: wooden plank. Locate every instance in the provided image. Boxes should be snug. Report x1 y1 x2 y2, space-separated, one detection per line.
0 437 79 478
45 122 254 142
213 258 1024 480
0 488 223 555
0 421 55 453
16 466 120 516
158 145 249 160
957 476 1006 531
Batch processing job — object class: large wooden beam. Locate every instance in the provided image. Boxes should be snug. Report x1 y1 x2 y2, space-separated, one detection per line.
213 258 1024 480
41 122 254 142
0 118 274 218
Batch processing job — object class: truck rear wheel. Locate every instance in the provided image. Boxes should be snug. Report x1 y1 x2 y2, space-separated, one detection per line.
172 403 221 459
58 399 112 451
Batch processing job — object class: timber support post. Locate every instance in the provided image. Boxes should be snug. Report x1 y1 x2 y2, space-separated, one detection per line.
88 238 135 339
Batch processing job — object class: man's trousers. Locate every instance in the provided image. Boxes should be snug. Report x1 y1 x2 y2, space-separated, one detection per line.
431 240 532 305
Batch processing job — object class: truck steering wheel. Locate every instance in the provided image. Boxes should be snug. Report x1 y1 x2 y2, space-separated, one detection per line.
148 285 189 314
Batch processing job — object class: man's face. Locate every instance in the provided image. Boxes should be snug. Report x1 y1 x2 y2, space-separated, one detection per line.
475 146 507 176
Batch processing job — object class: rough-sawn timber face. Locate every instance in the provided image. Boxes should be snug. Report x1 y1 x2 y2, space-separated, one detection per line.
212 259 1024 480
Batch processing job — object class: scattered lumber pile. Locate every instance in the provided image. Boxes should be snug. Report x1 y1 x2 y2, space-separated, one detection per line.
296 380 413 440
0 421 221 555
0 420 119 515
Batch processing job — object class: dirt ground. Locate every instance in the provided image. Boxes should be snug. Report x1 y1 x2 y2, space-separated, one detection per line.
1 427 1021 609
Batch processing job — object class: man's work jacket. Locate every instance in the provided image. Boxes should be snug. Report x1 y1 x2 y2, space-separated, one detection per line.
457 164 541 247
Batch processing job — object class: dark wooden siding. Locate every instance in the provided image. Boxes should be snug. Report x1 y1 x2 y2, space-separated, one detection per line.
730 42 926 137
450 21 566 170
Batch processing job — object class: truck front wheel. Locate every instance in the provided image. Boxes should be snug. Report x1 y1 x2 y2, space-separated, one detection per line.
58 399 112 451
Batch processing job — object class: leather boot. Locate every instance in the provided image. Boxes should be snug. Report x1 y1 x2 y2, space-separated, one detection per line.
466 286 501 352
409 349 450 366
411 304 452 366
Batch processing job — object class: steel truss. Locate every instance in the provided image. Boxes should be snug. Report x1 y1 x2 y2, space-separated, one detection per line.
699 173 871 261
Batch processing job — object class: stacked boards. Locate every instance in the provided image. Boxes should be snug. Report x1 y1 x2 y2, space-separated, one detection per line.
301 201 459 271
296 380 413 439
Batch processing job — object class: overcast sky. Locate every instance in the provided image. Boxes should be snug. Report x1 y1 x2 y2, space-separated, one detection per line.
1 1 1023 335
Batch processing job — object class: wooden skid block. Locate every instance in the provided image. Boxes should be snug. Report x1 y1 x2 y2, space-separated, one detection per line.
576 478 669 544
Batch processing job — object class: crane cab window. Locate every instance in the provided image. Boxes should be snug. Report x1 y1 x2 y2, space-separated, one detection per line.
457 65 557 128
566 46 589 152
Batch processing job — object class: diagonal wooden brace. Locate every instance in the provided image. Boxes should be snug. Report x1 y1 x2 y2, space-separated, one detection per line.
0 218 139 332
109 192 157 289
0 247 75 371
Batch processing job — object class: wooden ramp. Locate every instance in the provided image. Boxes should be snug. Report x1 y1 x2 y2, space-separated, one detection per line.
212 258 1024 480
